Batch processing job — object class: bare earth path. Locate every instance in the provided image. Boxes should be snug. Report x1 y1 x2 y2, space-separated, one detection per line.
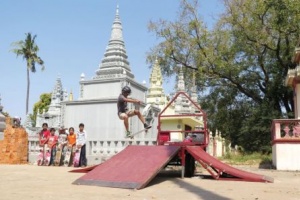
0 164 299 200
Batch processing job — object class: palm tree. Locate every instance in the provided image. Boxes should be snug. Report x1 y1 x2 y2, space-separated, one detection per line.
11 33 45 114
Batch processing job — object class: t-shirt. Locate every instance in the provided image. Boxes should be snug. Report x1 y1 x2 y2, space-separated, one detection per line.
76 130 87 146
67 134 76 146
58 133 68 145
47 135 58 148
117 94 127 114
39 129 50 145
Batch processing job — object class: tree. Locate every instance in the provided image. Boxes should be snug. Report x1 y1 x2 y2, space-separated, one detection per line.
11 33 45 114
30 93 51 127
147 0 300 152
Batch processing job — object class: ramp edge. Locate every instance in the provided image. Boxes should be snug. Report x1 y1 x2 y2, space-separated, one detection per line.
73 179 141 189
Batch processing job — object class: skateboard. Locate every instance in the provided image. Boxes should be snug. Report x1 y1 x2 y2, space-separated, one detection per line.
37 146 45 166
125 126 152 139
54 144 64 166
63 145 74 167
43 145 51 166
73 146 81 167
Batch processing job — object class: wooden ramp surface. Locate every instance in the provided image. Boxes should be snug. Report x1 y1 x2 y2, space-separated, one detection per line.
69 164 100 173
73 145 180 189
186 146 274 183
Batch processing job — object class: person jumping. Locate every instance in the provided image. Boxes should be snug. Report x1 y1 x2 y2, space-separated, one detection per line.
117 86 151 137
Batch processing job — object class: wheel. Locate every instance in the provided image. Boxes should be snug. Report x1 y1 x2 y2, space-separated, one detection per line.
184 153 195 177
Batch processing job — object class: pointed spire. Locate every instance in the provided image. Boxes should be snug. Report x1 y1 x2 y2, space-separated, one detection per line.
69 90 73 101
146 58 167 108
177 65 185 92
51 76 63 104
24 114 33 128
95 5 134 79
110 5 122 41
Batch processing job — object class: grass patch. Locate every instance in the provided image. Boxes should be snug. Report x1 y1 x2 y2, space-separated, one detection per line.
219 152 272 166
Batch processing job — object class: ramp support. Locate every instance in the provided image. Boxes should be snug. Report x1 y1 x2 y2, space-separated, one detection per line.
186 146 274 183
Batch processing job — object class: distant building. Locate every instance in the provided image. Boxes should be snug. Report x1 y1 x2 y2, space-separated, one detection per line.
146 58 167 110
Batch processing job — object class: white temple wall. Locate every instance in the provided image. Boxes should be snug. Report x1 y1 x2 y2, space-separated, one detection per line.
272 143 300 170
62 100 159 165
81 81 121 100
64 101 157 139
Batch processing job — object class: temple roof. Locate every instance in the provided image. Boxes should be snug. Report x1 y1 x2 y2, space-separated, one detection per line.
94 5 134 79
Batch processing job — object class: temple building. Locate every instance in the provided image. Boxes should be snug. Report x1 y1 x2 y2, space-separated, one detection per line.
25 6 223 164
60 6 161 164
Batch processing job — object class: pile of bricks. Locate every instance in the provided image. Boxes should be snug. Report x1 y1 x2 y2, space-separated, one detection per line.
0 118 28 164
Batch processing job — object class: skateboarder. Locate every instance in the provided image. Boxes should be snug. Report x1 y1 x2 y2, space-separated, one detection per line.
117 86 151 137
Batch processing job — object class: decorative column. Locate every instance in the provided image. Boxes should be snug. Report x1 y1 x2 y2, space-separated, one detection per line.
272 45 300 170
286 47 300 118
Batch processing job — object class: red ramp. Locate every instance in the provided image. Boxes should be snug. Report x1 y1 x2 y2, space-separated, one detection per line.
186 146 273 183
73 145 180 189
69 164 100 173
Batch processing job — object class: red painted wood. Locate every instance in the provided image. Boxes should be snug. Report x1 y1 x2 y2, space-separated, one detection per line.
69 164 100 173
186 146 274 183
73 145 180 189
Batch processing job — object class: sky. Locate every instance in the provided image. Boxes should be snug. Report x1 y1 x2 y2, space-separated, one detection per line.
0 0 224 121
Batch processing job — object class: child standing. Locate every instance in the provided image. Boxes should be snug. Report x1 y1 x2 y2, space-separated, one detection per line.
67 127 76 147
38 123 50 147
76 123 87 167
47 128 58 166
66 127 76 165
37 123 50 165
58 127 68 147
56 127 68 165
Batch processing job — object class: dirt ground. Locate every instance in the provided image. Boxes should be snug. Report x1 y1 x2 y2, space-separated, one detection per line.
0 164 299 200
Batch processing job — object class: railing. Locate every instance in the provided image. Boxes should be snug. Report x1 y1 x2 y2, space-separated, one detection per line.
27 135 157 163
28 135 40 154
271 119 300 142
88 139 157 159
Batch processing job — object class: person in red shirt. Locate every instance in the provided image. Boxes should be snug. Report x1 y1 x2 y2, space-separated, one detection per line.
38 123 50 147
47 128 58 166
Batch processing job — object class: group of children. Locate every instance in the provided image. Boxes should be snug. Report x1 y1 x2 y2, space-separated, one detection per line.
38 122 87 167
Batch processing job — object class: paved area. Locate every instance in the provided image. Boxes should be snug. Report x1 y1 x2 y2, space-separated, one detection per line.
0 164 299 200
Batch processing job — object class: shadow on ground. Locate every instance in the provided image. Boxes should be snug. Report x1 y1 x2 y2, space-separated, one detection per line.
148 170 230 200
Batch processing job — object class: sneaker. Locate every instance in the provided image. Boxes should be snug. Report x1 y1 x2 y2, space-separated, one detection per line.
125 131 131 137
144 123 151 129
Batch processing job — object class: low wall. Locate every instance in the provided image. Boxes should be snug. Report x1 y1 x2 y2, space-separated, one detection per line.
0 118 28 164
271 119 300 170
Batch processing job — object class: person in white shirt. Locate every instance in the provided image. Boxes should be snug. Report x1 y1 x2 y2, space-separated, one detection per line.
76 123 87 167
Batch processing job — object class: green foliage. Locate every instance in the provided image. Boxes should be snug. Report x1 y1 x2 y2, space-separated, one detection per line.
221 152 272 166
11 32 45 114
30 93 51 127
147 0 300 152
